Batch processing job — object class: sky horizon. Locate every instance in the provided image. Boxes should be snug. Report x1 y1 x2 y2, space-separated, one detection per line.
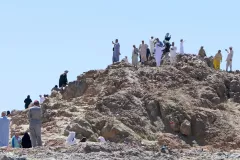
0 0 239 113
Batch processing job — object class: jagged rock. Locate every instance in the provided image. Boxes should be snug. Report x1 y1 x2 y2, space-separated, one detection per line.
180 119 191 136
9 56 240 153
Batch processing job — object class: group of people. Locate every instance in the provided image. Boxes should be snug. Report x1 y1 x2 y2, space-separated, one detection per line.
0 109 34 148
112 34 234 72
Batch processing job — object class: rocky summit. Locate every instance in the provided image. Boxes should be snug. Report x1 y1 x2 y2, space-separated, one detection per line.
5 54 240 159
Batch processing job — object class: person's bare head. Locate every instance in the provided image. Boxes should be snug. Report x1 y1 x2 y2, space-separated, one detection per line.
64 70 69 74
33 100 40 107
39 95 42 98
201 46 204 49
115 39 118 43
229 47 233 50
142 40 144 44
151 36 154 39
133 45 136 48
180 39 183 42
218 50 221 53
15 132 19 137
172 42 175 46
1 112 6 117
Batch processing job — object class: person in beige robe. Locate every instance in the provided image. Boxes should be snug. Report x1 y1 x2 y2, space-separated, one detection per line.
139 40 148 63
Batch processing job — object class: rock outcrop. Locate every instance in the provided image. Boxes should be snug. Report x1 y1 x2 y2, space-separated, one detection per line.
10 54 240 154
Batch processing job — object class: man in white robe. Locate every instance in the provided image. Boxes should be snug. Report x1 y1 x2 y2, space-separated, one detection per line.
225 47 234 72
180 39 185 54
154 39 165 67
39 95 45 104
169 42 177 65
66 132 76 146
149 36 155 55
0 112 10 147
139 40 148 63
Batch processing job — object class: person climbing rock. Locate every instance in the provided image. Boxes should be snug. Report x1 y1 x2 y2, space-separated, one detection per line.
213 50 222 70
28 100 42 147
225 47 234 72
59 70 68 88
24 95 32 109
198 46 206 59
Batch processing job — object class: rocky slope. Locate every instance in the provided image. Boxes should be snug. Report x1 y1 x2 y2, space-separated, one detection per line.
9 54 240 159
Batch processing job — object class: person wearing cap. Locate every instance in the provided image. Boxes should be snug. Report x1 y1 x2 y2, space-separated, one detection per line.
225 47 234 72
59 70 68 88
28 100 42 147
0 111 10 147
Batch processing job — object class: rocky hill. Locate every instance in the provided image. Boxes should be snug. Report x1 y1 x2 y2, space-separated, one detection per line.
7 54 240 159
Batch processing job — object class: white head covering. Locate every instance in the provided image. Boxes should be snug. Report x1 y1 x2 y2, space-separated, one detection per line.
66 132 76 146
98 136 106 143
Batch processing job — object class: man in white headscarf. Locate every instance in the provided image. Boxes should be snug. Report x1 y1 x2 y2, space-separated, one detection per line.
149 36 155 55
154 39 165 67
0 111 10 147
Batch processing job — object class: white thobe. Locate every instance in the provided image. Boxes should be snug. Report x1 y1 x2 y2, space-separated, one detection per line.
226 50 234 71
0 116 10 147
149 38 155 54
180 42 184 54
40 97 45 104
66 132 76 146
154 44 165 67
98 136 106 143
170 46 177 65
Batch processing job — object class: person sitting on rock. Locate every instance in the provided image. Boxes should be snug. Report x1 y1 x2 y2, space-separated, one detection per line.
122 56 129 63
11 132 22 148
21 132 32 148
24 95 32 109
213 50 222 70
59 70 68 88
198 46 206 60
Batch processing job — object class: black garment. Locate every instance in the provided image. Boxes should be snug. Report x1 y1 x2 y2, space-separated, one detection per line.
7 111 10 116
139 55 141 62
146 48 151 61
22 133 32 148
24 97 32 109
59 74 68 88
80 137 87 142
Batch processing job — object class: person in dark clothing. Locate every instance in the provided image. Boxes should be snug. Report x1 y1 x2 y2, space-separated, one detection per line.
24 95 32 109
146 48 151 61
21 132 32 148
59 70 68 88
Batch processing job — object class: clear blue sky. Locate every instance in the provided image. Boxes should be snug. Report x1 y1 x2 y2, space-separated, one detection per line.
0 0 239 112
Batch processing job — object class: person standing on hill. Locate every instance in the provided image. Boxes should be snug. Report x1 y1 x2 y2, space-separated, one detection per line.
154 39 165 67
179 39 185 54
149 36 155 55
169 42 177 65
225 47 234 72
39 95 45 104
28 100 42 147
198 46 206 60
24 95 32 109
0 111 10 147
146 47 151 61
112 39 120 63
139 40 148 64
59 70 68 88
213 50 222 70
132 45 139 67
